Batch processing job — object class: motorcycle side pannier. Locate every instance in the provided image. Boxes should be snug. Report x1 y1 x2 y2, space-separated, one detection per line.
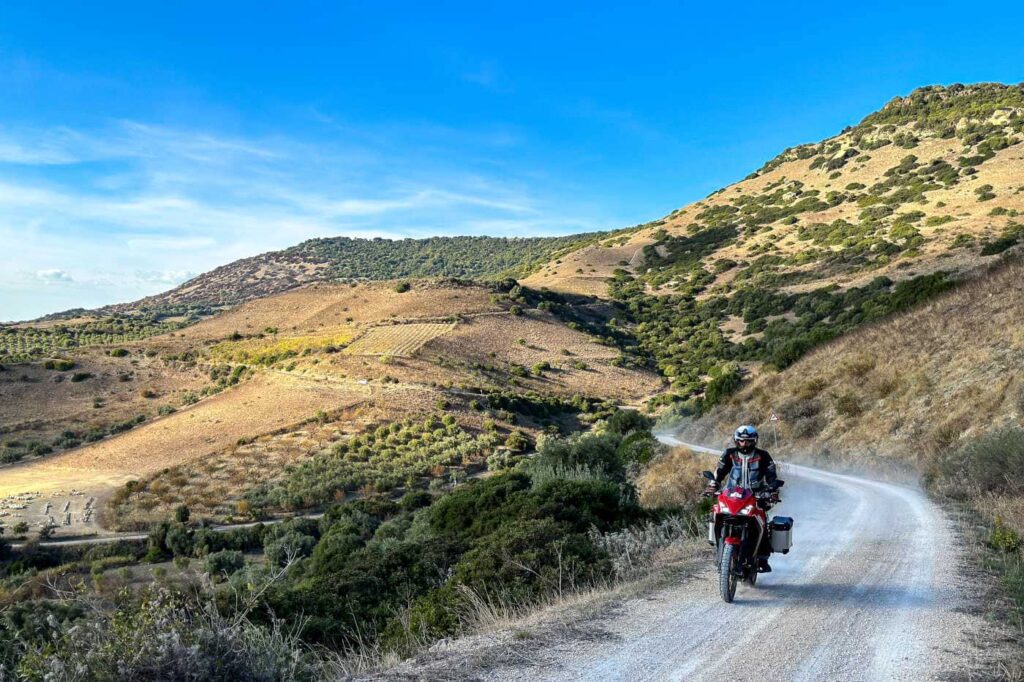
769 516 793 554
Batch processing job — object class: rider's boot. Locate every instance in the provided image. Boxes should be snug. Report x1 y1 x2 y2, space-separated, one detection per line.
757 556 772 573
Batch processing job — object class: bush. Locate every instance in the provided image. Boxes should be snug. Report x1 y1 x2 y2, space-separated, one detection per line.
394 281 411 293
12 588 335 681
991 517 1023 553
43 359 75 371
70 372 94 382
504 431 531 452
264 531 316 567
205 549 245 578
833 392 863 418
605 409 652 436
110 348 129 357
937 427 1024 497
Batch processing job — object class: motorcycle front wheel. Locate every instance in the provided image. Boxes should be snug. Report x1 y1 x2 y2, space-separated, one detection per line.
720 543 738 603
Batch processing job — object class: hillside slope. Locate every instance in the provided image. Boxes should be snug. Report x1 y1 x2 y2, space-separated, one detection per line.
530 83 1024 297
679 255 1024 473
92 233 611 315
524 83 1024 403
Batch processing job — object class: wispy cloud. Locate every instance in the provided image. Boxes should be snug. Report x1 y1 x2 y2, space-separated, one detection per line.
35 269 73 283
0 117 614 321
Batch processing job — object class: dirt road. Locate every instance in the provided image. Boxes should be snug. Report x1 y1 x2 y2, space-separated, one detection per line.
484 437 983 681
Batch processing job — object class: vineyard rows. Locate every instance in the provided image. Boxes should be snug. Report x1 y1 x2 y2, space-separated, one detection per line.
344 322 455 357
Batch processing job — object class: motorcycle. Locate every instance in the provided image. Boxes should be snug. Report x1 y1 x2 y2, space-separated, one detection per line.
701 470 792 603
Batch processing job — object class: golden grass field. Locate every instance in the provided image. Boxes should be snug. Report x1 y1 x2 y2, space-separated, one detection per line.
0 349 209 451
0 373 357 500
687 257 1024 474
166 280 495 344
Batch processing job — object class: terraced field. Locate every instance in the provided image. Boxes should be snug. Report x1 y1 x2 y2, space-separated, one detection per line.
344 322 457 357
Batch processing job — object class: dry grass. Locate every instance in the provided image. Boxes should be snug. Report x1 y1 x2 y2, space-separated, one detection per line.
211 331 354 363
524 119 1024 300
0 373 358 500
688 257 1024 474
421 312 664 401
636 447 712 508
166 280 497 344
0 348 208 451
374 534 706 680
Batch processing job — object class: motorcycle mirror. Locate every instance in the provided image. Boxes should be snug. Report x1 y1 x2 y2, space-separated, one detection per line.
701 471 715 481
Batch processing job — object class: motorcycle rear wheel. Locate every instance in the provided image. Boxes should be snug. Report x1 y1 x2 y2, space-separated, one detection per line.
720 543 738 603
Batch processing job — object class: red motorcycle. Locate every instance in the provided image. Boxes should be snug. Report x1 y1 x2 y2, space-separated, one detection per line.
701 471 792 603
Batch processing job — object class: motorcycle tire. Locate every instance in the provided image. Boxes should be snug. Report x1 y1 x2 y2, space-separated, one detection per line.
720 543 738 603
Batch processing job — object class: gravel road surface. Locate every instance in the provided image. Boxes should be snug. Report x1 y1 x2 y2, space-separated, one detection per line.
484 437 981 681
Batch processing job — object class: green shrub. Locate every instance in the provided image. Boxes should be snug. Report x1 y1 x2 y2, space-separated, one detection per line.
109 348 129 357
70 372 93 382
530 361 551 376
204 549 245 578
504 431 530 452
833 392 863 418
394 281 411 293
990 517 1023 553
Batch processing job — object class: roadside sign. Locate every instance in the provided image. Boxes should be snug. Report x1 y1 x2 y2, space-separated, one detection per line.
769 411 780 422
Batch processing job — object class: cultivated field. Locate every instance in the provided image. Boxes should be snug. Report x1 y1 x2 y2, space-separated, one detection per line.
344 322 456 356
166 280 496 344
0 373 359 535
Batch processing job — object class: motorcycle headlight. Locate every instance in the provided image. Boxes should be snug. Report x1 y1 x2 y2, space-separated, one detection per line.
740 504 755 515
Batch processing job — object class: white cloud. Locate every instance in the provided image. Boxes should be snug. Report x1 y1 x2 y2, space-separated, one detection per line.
35 269 73 283
0 118 618 321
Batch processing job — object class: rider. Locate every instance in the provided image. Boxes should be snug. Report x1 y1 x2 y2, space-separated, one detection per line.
707 425 781 573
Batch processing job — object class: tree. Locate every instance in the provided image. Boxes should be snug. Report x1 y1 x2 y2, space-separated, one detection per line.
174 504 191 524
504 431 530 452
205 550 244 578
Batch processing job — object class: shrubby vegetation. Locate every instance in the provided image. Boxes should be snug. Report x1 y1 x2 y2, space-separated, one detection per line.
246 414 505 510
286 233 632 282
0 412 689 674
608 246 954 409
0 314 190 362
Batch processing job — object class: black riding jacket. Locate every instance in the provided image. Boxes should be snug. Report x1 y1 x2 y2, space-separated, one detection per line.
714 446 779 491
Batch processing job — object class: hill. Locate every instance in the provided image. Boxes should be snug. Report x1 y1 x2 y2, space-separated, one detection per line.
2 278 663 532
0 233 620 363
679 254 1024 470
82 233 614 316
524 82 1024 405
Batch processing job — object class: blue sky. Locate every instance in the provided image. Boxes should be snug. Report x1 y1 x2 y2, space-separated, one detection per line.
2 1 1023 321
